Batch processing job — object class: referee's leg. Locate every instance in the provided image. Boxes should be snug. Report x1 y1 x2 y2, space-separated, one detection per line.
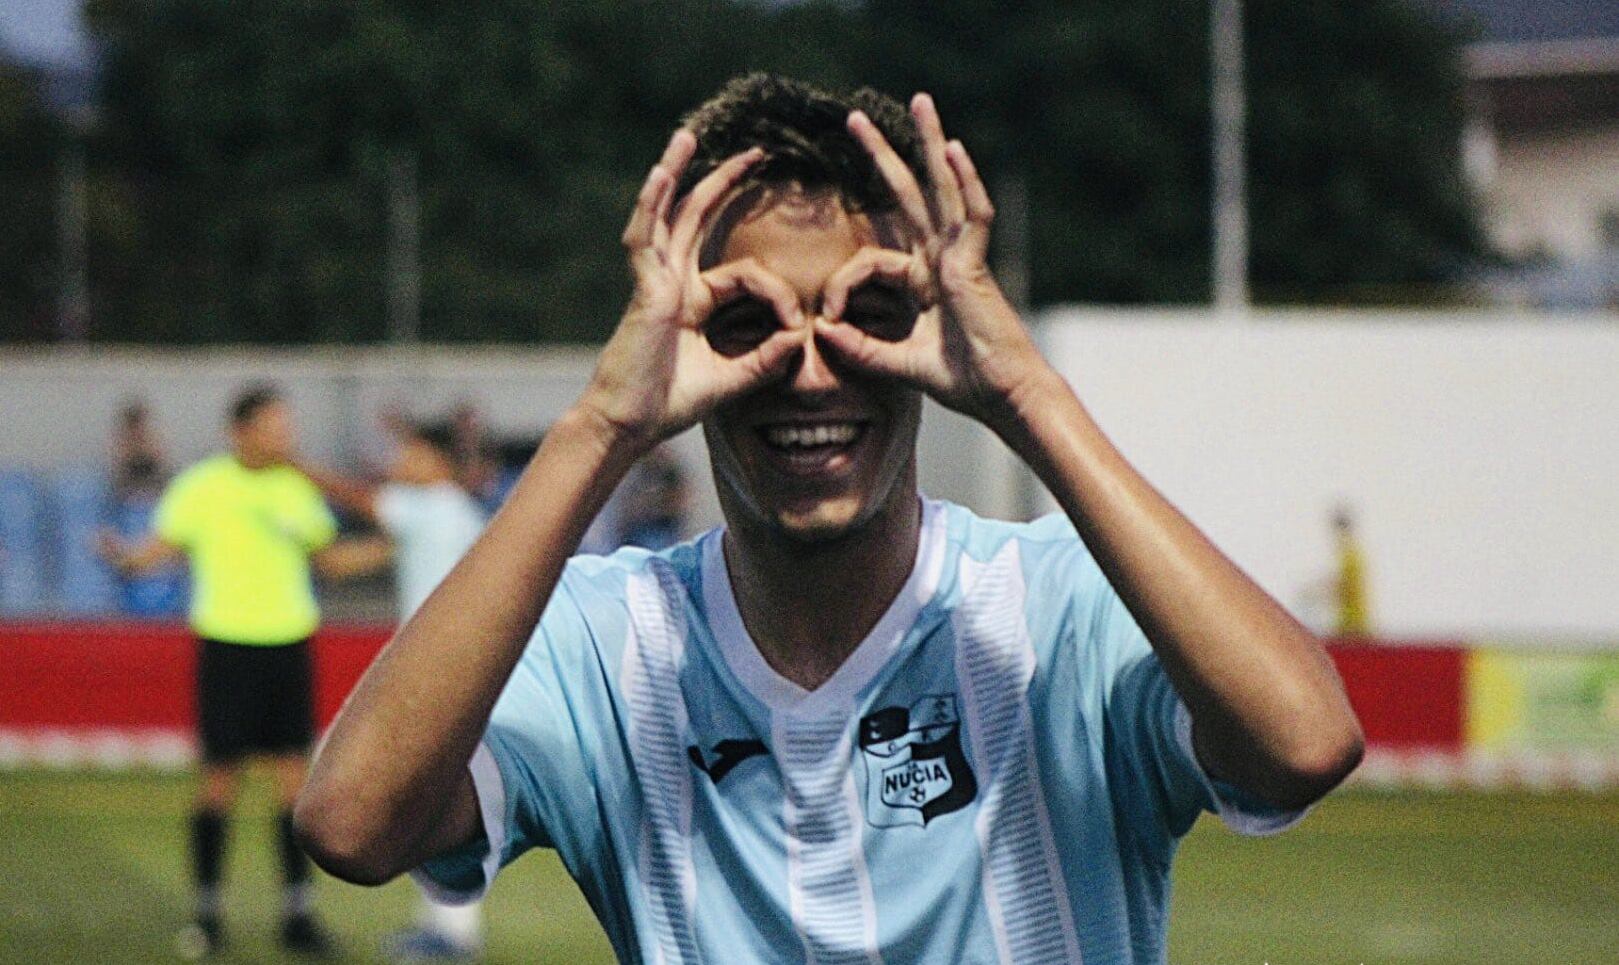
262 639 333 955
187 638 248 955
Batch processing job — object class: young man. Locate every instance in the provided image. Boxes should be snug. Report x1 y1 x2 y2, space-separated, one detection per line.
296 75 1364 963
105 385 367 958
299 421 489 961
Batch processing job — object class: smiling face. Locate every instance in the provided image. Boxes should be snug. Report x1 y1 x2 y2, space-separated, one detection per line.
702 186 922 545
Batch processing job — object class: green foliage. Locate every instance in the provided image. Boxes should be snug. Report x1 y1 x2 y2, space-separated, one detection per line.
0 63 65 341
38 0 1485 343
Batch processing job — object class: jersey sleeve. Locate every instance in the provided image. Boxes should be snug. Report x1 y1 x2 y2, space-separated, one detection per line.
411 564 615 904
1044 521 1308 841
151 470 200 548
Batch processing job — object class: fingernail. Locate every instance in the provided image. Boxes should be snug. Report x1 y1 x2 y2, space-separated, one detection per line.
848 110 868 127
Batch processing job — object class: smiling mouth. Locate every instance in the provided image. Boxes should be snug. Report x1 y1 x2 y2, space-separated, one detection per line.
755 420 868 476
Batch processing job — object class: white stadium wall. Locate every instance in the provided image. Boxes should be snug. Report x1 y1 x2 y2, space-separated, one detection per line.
1036 309 1619 642
0 345 1014 543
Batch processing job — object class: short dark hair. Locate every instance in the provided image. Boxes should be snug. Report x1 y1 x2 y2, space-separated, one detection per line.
675 73 926 215
406 420 459 462
229 384 282 427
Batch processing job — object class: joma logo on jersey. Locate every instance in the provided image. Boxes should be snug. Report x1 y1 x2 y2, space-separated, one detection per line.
859 694 976 828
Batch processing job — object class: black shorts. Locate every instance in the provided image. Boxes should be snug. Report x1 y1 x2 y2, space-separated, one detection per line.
195 637 315 763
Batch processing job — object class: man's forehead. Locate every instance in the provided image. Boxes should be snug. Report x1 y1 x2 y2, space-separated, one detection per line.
708 184 903 281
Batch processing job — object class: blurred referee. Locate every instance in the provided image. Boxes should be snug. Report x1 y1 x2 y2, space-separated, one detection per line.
104 385 379 958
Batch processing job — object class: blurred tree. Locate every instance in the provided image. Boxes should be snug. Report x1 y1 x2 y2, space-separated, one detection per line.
850 0 1483 305
60 0 1481 345
0 61 66 341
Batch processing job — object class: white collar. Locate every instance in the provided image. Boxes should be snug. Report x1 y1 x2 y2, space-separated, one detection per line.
700 498 948 715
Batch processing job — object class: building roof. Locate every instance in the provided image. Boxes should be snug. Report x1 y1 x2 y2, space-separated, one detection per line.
1420 0 1619 45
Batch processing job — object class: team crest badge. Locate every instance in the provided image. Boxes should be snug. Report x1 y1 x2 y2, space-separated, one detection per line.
858 694 977 828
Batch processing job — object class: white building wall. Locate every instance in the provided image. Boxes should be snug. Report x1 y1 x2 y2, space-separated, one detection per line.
1037 309 1619 642
1485 123 1619 260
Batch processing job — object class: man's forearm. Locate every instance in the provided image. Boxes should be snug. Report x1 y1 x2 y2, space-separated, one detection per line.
296 407 639 879
297 461 378 520
311 536 393 581
996 372 1362 808
107 535 182 576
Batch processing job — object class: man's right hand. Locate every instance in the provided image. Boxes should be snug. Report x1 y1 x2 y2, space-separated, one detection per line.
577 130 805 454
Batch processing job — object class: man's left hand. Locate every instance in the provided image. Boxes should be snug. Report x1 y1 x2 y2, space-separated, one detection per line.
815 93 1056 434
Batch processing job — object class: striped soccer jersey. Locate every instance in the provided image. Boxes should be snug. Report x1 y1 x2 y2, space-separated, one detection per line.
416 499 1303 964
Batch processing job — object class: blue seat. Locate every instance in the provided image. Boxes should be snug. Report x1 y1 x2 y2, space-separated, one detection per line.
109 490 188 617
0 471 50 614
54 469 121 615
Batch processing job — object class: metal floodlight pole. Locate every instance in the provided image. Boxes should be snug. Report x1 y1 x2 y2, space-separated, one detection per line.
57 127 90 342
386 148 422 344
1210 0 1250 317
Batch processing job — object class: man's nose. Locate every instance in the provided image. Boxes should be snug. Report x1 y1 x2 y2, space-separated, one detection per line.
787 316 842 395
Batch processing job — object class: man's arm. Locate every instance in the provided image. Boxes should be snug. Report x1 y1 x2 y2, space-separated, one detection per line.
821 94 1362 810
98 531 184 576
311 536 395 581
294 132 804 885
997 380 1362 808
296 461 380 523
295 412 638 883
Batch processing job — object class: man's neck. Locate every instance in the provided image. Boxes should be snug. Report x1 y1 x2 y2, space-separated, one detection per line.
723 491 922 693
231 448 275 471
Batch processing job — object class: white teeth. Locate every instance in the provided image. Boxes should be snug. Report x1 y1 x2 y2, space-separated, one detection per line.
764 423 860 449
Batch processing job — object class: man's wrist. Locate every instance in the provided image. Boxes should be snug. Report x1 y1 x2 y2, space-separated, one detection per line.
550 403 653 478
977 359 1071 440
983 364 1098 473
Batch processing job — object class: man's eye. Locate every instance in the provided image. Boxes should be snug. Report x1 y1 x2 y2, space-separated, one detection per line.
841 285 919 342
705 302 782 358
844 307 917 343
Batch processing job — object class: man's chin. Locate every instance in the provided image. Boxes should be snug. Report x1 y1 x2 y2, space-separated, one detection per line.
768 495 872 545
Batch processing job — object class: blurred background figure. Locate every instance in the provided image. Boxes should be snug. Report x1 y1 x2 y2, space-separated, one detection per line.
298 417 489 962
449 399 501 510
617 444 689 551
110 399 166 499
99 384 380 960
105 399 186 616
1331 504 1372 638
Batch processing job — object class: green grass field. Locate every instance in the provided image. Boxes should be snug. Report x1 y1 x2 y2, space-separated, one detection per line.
3 769 1616 964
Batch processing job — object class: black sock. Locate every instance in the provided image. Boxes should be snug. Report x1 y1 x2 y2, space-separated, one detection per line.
190 808 227 918
277 809 312 892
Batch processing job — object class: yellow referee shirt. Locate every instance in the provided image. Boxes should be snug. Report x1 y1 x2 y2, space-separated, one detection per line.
153 454 337 645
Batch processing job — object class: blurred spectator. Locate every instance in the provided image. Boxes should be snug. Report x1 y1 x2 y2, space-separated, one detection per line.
297 419 490 959
104 400 185 616
111 400 169 500
1331 504 1372 638
450 399 500 507
618 445 689 551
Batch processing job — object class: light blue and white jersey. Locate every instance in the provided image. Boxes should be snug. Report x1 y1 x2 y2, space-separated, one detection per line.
415 499 1303 964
